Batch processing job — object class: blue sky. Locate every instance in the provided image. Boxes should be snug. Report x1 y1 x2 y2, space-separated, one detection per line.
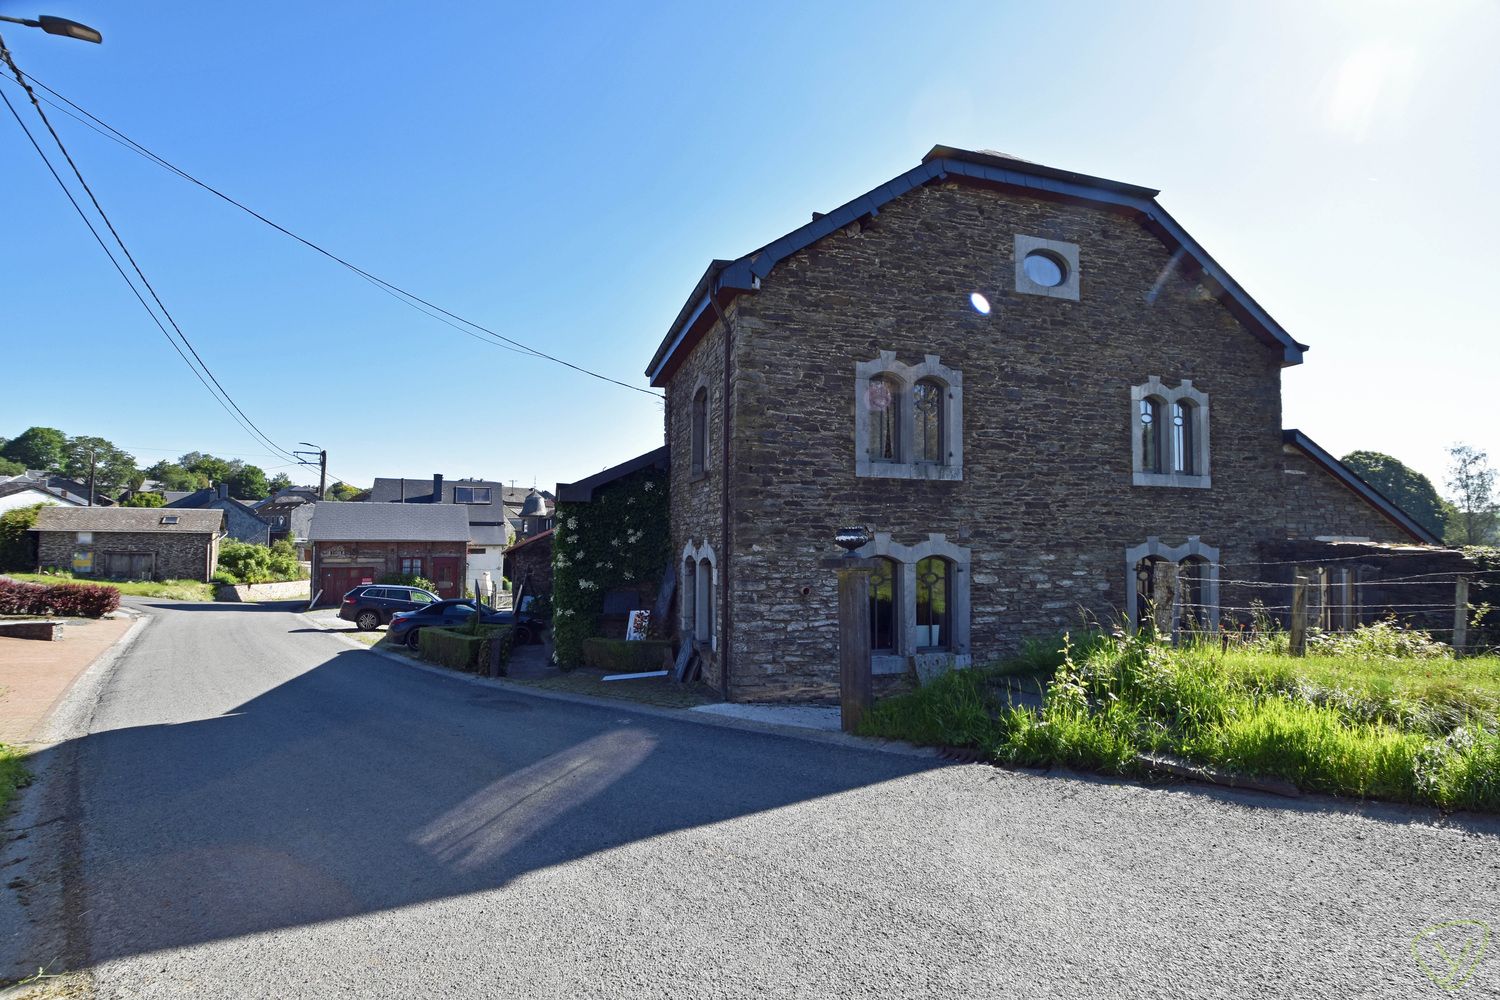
1 1 1495 494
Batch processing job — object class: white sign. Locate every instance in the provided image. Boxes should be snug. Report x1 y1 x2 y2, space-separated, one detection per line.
626 610 651 641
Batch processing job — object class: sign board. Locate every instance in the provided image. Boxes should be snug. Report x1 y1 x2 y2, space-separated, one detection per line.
72 551 93 574
626 610 651 641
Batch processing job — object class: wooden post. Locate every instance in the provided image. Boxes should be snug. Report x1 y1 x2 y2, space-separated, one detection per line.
836 560 874 733
1289 574 1308 657
1453 577 1469 654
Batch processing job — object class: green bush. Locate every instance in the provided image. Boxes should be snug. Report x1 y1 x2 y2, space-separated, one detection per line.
580 637 673 673
0 503 44 571
418 625 513 674
379 572 435 592
120 492 166 508
216 538 304 584
1307 620 1453 660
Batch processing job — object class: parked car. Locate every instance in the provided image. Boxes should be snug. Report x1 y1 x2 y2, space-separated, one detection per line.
387 598 544 649
338 584 441 631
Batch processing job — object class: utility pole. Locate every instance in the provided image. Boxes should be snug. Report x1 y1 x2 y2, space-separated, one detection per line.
296 443 328 500
87 448 96 507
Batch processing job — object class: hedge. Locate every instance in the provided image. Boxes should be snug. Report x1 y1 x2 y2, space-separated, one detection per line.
580 637 673 673
418 625 514 674
0 578 120 618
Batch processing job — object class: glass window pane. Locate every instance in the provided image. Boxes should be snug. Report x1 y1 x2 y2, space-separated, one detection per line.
913 380 944 464
1171 402 1195 475
870 557 898 652
1023 252 1065 287
1140 398 1162 473
867 375 899 462
915 556 950 650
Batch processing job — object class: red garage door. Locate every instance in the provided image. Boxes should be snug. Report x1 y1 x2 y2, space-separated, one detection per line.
317 566 376 606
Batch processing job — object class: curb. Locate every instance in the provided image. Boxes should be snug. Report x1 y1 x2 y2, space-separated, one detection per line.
297 612 942 761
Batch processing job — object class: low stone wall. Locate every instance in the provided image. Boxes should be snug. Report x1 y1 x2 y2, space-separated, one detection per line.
0 619 64 641
215 580 311 602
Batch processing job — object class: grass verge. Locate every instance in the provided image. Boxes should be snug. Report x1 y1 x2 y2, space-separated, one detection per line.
859 630 1500 812
0 742 30 813
5 572 215 602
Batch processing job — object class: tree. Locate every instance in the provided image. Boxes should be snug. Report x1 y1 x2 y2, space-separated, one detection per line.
267 472 293 494
120 492 166 508
61 436 139 496
1445 443 1498 546
0 503 45 570
228 464 270 500
325 482 362 502
180 452 233 488
1 426 67 471
0 457 25 476
145 461 199 492
1341 451 1447 539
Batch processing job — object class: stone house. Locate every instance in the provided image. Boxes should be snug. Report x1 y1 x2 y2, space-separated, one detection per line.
305 502 470 605
645 144 1441 702
33 506 225 581
166 483 271 545
501 529 553 598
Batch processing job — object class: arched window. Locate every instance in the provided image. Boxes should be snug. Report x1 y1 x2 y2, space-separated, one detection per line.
690 387 709 478
912 379 945 465
1171 401 1195 475
869 556 899 653
914 556 952 650
867 374 901 463
696 557 714 643
1178 556 1211 632
681 558 697 636
1139 397 1164 474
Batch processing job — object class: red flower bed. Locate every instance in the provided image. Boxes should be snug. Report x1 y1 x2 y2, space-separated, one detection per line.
0 578 120 618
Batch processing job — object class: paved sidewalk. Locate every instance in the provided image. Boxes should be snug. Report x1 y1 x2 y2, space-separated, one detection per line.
0 614 135 745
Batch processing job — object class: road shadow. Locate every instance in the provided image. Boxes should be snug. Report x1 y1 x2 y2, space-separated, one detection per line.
18 630 945 967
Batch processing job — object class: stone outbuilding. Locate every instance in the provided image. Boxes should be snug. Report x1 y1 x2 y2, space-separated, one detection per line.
166 483 271 545
32 506 226 581
306 502 470 605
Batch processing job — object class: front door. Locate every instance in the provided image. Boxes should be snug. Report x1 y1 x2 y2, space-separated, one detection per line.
431 557 462 599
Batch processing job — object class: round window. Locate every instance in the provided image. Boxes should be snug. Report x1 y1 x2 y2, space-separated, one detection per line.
1023 251 1066 288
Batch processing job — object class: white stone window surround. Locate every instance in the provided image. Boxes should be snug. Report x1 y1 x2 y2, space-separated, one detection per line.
688 374 712 483
853 351 964 481
1123 536 1220 634
1131 376 1211 488
853 532 972 674
1014 234 1081 301
680 539 718 650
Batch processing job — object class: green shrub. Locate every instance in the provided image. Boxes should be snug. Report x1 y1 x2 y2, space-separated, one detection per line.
0 503 43 571
418 625 513 674
211 570 239 587
1307 619 1453 660
379 572 435 592
120 492 166 508
216 538 304 584
580 637 673 673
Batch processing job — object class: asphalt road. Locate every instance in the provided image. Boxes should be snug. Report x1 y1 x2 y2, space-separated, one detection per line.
23 601 1500 997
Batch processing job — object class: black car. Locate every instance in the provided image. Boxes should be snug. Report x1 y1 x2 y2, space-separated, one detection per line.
387 598 544 649
338 584 442 631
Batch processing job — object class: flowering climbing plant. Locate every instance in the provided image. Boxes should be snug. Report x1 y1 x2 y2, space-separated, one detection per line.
550 466 670 667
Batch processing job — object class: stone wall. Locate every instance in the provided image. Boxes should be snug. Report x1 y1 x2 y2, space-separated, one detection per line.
504 533 553 597
216 579 310 602
1281 446 1413 544
664 177 1414 702
37 530 219 581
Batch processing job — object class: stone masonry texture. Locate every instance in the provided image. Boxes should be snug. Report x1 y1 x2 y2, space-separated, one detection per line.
665 179 1419 702
37 529 220 581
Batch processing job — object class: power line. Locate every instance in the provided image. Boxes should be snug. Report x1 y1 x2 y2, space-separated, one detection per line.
0 40 301 465
4 69 662 399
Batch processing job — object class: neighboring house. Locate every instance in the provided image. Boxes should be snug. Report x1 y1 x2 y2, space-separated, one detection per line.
0 481 83 514
503 486 555 538
645 144 1444 702
1 471 100 507
32 506 225 581
253 487 321 545
305 502 470 605
165 483 271 545
368 475 534 593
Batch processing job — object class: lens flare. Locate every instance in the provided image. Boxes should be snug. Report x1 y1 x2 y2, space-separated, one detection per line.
970 292 991 315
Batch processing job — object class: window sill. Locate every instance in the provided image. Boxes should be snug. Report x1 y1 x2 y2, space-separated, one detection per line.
688 470 709 484
1132 472 1211 489
872 654 905 676
856 462 963 481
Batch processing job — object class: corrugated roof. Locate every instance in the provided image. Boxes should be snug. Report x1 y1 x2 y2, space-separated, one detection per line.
33 507 225 533
306 502 470 542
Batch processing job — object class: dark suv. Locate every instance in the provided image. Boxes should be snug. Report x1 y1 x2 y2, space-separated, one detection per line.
338 585 441 631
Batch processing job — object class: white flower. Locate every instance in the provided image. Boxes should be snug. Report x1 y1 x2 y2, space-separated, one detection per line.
567 517 578 529
643 482 654 492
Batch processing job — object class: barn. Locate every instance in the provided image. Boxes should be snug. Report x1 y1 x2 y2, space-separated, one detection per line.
306 503 471 605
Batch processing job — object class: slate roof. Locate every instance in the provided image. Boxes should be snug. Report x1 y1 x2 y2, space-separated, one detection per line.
166 488 269 524
468 523 511 547
0 482 83 506
33 507 225 533
557 447 670 502
306 502 470 543
647 144 1308 386
1281 430 1442 546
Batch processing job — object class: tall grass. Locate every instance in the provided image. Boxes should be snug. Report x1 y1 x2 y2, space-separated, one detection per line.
858 628 1500 812
0 744 28 813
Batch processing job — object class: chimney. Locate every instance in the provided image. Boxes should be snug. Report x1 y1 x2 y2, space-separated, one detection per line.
218 482 229 501
432 473 444 503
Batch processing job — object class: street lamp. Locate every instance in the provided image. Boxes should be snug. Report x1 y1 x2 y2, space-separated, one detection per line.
0 14 104 44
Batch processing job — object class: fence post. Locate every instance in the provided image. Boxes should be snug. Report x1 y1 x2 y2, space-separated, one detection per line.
837 561 874 732
1453 576 1469 654
1289 574 1308 657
